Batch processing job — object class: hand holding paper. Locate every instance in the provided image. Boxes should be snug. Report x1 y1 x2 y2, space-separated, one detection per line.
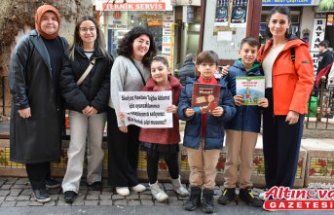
211 106 224 117
234 95 244 106
119 126 128 133
185 108 195 117
257 98 269 108
166 105 177 113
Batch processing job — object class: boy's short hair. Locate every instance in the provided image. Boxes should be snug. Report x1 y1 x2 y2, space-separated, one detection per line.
196 51 219 65
319 40 329 48
240 36 260 49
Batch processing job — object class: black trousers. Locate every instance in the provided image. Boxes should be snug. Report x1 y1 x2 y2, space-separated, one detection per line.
262 89 304 188
147 150 179 184
25 162 50 190
107 107 140 187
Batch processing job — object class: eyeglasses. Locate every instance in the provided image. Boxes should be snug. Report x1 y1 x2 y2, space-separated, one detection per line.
80 27 96 33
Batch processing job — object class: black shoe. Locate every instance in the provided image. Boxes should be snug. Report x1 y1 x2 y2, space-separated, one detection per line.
45 178 61 189
218 188 238 205
33 188 51 203
239 187 263 207
64 191 77 204
88 181 102 191
184 187 201 211
202 189 215 214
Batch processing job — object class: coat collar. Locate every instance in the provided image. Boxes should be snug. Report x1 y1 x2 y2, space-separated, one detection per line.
74 45 105 60
260 37 308 62
30 30 52 76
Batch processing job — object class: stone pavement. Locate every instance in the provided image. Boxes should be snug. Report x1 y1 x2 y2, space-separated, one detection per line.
0 177 189 208
1 177 334 215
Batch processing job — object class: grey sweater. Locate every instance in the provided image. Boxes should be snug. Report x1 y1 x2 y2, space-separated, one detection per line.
109 55 150 127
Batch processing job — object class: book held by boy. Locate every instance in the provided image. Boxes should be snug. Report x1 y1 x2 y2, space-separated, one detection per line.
191 83 220 112
236 76 265 106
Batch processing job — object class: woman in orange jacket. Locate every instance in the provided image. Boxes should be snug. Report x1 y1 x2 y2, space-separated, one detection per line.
257 6 314 189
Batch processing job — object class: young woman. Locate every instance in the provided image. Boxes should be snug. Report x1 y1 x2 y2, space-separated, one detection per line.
9 5 68 203
60 16 113 204
257 6 314 189
108 26 156 196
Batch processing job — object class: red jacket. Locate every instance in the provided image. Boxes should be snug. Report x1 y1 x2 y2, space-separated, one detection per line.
139 76 182 144
258 38 314 115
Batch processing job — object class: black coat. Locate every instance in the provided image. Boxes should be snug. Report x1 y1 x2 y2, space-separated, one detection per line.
178 59 196 86
9 30 69 163
318 50 334 74
60 45 113 113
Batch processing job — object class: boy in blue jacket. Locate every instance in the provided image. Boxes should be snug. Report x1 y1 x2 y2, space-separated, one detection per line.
178 50 236 213
218 37 268 207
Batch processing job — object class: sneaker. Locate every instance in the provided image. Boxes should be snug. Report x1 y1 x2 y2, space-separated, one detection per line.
64 191 77 204
33 188 51 203
239 187 264 207
258 189 268 200
45 178 61 189
218 188 237 205
116 187 130 196
88 181 102 191
149 181 168 202
259 191 266 200
131 184 146 193
171 176 189 196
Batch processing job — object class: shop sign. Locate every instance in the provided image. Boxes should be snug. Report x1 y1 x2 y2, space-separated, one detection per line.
311 18 326 51
95 0 173 11
262 0 313 5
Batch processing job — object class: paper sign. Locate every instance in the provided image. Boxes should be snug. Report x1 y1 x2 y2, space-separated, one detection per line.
119 91 173 128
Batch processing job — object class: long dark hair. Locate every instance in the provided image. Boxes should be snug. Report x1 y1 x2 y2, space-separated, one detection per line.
69 16 111 60
117 26 157 67
266 6 291 39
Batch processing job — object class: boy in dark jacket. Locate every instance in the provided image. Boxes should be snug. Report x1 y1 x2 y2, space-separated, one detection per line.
178 51 236 213
218 37 268 207
178 53 196 86
317 40 333 75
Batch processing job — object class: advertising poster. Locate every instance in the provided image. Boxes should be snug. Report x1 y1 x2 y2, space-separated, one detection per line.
230 0 248 28
214 0 229 26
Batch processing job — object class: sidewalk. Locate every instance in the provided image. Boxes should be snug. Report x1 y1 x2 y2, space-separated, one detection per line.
1 177 334 215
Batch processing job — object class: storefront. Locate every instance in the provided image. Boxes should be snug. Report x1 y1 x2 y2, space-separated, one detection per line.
261 0 319 40
95 0 176 69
